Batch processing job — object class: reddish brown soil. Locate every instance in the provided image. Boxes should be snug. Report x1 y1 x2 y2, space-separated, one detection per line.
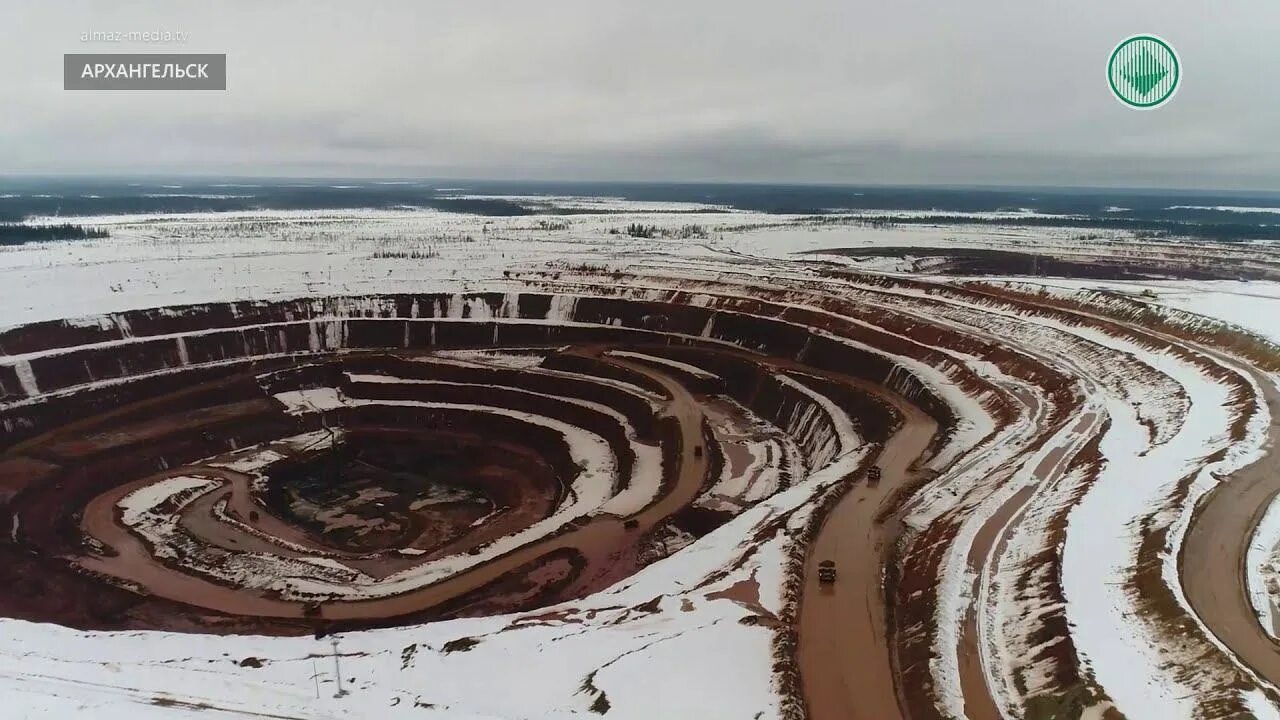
1178 364 1280 704
0 278 1154 718
798 382 937 720
0 316 735 633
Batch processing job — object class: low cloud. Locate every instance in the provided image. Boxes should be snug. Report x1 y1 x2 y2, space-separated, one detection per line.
4 0 1279 189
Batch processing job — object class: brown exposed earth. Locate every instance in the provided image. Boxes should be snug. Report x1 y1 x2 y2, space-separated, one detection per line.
1180 366 1280 687
798 387 935 720
0 290 918 639
2 260 1278 720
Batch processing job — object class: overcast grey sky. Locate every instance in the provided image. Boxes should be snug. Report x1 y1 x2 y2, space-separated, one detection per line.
3 1 1279 189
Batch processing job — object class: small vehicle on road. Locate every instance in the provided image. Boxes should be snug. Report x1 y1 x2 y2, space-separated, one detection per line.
818 560 837 583
867 465 882 487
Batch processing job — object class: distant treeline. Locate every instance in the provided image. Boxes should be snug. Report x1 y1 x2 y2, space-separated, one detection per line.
611 223 711 239
804 214 1280 242
0 223 110 246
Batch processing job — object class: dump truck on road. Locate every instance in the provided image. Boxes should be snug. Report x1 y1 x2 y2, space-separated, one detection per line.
868 465 882 487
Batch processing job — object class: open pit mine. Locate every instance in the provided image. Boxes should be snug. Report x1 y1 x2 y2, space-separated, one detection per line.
2 214 1280 720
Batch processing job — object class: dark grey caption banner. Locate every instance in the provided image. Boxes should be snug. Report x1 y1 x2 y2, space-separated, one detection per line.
64 53 226 90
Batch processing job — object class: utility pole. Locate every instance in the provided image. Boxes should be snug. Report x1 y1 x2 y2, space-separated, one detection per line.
331 637 347 698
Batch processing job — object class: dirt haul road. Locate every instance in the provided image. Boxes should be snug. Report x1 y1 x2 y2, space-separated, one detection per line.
75 347 712 622
1181 367 1280 686
955 410 1103 720
1038 302 1280 696
799 382 937 720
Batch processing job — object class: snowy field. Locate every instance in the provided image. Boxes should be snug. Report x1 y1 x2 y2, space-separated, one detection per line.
0 203 862 720
3 202 1280 720
993 277 1280 346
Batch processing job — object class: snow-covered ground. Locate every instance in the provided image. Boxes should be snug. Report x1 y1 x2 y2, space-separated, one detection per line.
999 275 1280 657
0 204 877 719
1 509 789 720
995 277 1280 346
3 204 1279 719
1 351 870 720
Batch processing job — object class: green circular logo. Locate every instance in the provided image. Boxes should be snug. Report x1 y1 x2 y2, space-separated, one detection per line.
1108 35 1180 109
